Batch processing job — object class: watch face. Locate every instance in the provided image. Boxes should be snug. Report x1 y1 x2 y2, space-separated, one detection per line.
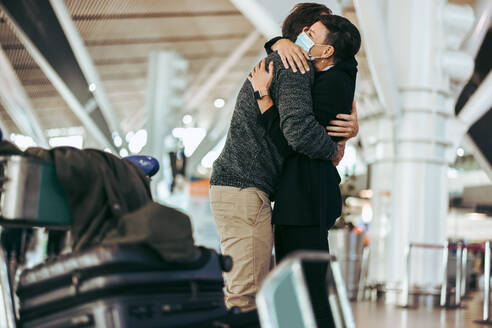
254 90 261 99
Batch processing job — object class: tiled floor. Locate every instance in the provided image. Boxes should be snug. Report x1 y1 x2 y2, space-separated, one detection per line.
352 292 491 328
163 192 492 327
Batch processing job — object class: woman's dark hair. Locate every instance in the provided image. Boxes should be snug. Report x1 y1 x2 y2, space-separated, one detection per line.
282 3 332 41
318 14 361 63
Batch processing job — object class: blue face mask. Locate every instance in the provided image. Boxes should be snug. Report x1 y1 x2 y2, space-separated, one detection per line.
295 32 316 60
295 32 333 68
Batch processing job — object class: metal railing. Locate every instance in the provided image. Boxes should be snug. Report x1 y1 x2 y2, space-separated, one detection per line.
356 246 370 302
484 241 491 322
0 241 16 328
454 242 464 307
476 241 492 325
400 241 465 308
257 251 356 328
461 245 468 299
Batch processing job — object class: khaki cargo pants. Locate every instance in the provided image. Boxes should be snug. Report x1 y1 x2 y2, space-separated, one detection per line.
209 185 273 312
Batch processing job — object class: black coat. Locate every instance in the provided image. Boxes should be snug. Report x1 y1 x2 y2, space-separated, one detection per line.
259 58 357 227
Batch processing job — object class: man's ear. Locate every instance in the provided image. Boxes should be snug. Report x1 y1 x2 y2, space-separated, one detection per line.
302 26 310 33
323 45 335 58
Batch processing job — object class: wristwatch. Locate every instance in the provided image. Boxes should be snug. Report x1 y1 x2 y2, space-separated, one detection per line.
254 89 269 99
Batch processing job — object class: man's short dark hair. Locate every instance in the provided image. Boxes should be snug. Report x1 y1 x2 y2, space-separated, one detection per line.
282 3 332 41
318 14 361 63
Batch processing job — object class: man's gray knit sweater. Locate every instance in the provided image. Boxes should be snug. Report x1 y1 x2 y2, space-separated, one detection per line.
210 53 338 197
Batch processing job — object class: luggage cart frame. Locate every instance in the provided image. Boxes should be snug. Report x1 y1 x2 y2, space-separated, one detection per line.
0 153 160 328
257 251 356 328
475 241 492 325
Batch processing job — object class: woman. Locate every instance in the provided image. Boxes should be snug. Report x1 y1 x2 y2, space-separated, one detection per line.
251 13 360 264
249 12 361 327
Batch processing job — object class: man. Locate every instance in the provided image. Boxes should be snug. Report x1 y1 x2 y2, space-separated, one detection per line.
209 5 357 312
267 3 359 140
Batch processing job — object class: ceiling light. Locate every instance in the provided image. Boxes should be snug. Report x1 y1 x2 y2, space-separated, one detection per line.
456 147 464 157
182 115 193 125
125 131 135 143
113 134 122 147
214 98 225 108
89 83 96 92
49 135 83 149
10 134 36 150
172 127 207 157
129 129 147 154
467 213 487 221
119 148 129 157
361 203 373 223
447 168 458 179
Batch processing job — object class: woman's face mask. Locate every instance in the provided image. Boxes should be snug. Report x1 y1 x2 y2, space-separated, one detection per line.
295 32 316 60
295 31 331 61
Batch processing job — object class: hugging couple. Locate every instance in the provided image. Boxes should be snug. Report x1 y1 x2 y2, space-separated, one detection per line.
209 2 361 326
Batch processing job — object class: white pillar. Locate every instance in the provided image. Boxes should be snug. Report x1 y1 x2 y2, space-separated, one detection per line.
357 96 395 284
383 0 474 289
145 51 188 196
358 0 475 295
367 161 394 283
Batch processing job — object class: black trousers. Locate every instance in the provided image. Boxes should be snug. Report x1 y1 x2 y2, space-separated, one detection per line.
274 225 335 328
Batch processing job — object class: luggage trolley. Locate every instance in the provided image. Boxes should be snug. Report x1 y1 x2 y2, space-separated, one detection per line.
0 146 232 327
256 251 356 328
0 155 73 328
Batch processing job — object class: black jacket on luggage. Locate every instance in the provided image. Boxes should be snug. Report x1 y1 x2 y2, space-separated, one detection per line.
0 142 199 262
25 146 152 250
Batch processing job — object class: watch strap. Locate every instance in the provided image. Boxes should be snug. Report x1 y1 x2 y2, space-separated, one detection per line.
254 89 269 99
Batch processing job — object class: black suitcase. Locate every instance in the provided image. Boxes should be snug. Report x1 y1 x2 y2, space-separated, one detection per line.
17 244 231 328
20 297 261 328
21 294 227 328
